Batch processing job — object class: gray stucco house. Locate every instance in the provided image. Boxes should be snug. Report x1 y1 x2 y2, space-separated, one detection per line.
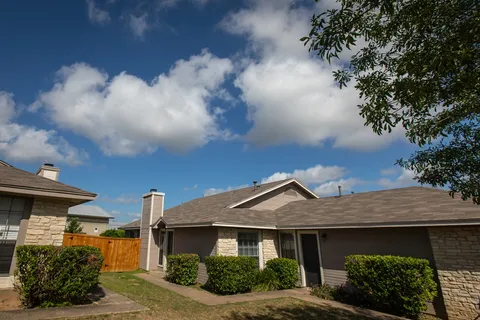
129 178 480 319
68 204 113 235
0 161 96 288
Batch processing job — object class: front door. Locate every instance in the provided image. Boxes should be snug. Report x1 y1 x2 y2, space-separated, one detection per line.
300 233 321 286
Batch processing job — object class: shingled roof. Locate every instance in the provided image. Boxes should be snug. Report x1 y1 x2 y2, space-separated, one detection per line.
127 181 480 230
0 161 96 200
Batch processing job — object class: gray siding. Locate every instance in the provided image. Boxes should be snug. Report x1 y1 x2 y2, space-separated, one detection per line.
197 263 208 284
139 196 152 270
174 227 217 261
239 185 311 211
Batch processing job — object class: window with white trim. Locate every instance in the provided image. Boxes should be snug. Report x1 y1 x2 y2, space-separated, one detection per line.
280 232 296 260
237 232 259 261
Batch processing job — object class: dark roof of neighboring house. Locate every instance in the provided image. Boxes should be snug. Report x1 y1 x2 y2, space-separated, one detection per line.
0 161 96 200
68 204 114 219
119 219 141 230
126 181 480 230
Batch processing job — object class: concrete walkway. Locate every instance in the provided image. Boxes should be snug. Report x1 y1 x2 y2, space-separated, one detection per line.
0 288 148 320
137 272 405 320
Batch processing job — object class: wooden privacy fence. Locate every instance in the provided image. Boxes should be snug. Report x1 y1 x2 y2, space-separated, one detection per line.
63 233 140 272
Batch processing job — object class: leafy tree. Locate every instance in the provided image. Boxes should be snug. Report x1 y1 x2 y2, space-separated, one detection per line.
100 229 125 238
64 217 84 234
302 0 479 203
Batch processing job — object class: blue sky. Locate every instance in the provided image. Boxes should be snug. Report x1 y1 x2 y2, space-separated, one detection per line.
0 0 420 224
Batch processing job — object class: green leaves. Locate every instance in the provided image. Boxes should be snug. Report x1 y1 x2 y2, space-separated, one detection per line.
304 0 479 203
165 253 200 286
265 258 298 290
204 256 258 295
100 229 126 238
64 217 83 234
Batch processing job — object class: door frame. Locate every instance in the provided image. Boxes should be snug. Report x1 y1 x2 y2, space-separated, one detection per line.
158 229 174 268
297 230 324 287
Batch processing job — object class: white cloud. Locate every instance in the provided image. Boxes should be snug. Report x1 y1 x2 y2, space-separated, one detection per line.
223 1 405 151
157 0 212 10
86 0 111 25
377 168 418 188
127 13 149 38
380 167 398 176
32 50 234 156
184 183 198 191
0 91 87 165
313 178 360 196
204 184 249 196
261 164 347 185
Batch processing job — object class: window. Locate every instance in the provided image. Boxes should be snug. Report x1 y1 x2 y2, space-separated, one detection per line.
280 233 296 260
238 232 259 261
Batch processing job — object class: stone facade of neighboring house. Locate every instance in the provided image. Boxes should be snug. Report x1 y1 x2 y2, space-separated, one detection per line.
0 161 96 288
126 179 480 319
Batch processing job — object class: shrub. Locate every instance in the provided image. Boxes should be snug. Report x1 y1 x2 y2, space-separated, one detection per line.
265 258 298 289
165 254 200 286
252 268 280 292
311 284 335 300
15 245 103 308
345 255 437 318
64 217 83 234
100 229 126 238
204 256 258 295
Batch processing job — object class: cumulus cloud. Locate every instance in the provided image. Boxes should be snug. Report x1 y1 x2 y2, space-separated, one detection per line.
184 184 198 191
203 184 249 196
86 0 111 25
0 92 87 165
313 178 360 196
377 168 418 188
223 1 405 151
261 164 347 185
32 50 234 156
102 194 141 204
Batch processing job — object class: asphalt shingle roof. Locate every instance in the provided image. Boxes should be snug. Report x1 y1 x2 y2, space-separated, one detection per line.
119 219 141 229
68 204 113 219
0 162 96 197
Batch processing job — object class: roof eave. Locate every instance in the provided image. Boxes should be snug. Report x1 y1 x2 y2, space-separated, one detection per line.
0 185 97 202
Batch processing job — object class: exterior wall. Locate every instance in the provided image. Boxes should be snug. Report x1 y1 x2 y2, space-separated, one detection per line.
74 216 109 235
149 229 160 271
217 228 237 256
320 227 445 318
237 185 311 211
125 229 140 238
197 263 208 284
428 226 480 319
262 230 279 267
23 198 70 246
174 227 217 261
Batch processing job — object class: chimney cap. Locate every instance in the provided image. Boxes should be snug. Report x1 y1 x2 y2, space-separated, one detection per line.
150 188 158 192
43 163 54 167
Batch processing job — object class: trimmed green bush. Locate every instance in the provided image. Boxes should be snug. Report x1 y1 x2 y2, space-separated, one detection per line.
345 255 437 318
265 258 298 289
15 245 103 308
311 284 335 300
204 256 258 295
100 229 126 238
165 253 200 286
252 268 280 292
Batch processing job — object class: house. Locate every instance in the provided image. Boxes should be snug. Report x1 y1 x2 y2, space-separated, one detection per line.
0 161 96 288
68 204 113 235
119 220 140 238
130 179 480 319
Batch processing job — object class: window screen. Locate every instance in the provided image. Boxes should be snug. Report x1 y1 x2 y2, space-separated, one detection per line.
237 232 259 259
280 233 296 260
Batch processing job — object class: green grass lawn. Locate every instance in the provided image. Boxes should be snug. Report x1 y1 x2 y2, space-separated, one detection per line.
73 272 390 320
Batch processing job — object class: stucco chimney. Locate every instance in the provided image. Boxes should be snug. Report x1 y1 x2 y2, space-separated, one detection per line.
36 163 60 181
139 189 165 271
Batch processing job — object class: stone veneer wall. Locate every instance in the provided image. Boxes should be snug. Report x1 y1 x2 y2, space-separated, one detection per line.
262 230 279 267
428 226 480 319
24 198 69 246
217 228 237 256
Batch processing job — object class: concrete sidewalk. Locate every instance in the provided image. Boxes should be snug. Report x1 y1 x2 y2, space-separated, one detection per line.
137 272 405 320
0 288 148 320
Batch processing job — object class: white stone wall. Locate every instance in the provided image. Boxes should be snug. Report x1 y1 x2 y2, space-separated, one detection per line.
24 198 69 246
428 226 480 319
262 230 279 267
217 228 237 256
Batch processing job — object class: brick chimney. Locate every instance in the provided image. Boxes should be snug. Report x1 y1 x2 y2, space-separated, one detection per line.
36 163 60 181
139 189 165 271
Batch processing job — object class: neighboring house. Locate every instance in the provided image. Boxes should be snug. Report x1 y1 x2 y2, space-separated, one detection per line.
130 179 480 319
118 220 140 238
0 161 96 288
68 204 113 235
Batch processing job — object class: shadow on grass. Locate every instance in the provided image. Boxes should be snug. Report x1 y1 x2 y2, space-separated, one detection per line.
224 303 399 320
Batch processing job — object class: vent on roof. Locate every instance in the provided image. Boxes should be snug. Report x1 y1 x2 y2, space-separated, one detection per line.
150 188 157 192
253 181 257 191
338 185 342 197
44 163 54 167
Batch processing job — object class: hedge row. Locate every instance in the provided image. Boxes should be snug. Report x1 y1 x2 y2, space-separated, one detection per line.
15 245 104 308
165 253 200 286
